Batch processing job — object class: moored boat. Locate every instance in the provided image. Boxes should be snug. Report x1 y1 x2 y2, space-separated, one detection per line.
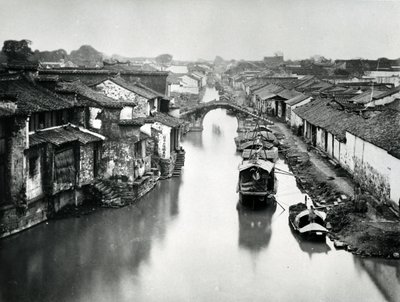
288 201 328 240
237 156 277 209
234 129 278 151
240 138 279 163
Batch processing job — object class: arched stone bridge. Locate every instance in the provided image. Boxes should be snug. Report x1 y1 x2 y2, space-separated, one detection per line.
180 100 274 131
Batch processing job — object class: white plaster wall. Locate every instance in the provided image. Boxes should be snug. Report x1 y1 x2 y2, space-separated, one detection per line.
334 138 341 162
290 111 303 128
152 122 172 159
327 132 333 157
169 108 180 118
343 132 356 172
316 128 324 149
345 132 400 202
140 124 152 136
181 75 199 88
26 154 43 200
389 153 400 202
89 107 102 129
120 106 134 119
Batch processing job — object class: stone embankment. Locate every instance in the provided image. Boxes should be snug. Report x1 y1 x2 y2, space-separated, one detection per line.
273 122 400 259
53 170 160 219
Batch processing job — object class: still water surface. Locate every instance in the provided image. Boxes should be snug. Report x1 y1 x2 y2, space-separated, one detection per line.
1 98 400 301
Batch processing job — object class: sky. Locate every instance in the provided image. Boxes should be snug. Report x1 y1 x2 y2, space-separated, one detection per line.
0 0 399 61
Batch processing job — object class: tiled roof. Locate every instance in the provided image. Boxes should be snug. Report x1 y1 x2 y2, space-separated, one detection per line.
0 75 75 114
293 98 364 141
118 119 145 126
277 89 302 100
347 109 400 159
372 86 400 99
146 112 183 128
167 73 181 84
285 93 311 106
30 124 104 147
350 90 387 104
56 81 124 109
108 77 162 99
255 84 285 100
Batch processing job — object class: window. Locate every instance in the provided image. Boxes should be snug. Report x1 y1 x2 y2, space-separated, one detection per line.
29 155 39 178
134 142 141 158
29 109 73 132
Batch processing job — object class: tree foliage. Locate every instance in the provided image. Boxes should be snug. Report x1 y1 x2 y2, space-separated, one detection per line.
2 39 34 62
155 54 173 65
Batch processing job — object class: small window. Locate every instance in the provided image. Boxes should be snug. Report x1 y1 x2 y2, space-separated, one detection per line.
38 113 45 130
29 156 38 178
134 142 141 158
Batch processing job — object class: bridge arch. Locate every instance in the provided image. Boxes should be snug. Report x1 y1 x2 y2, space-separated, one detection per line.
180 100 272 132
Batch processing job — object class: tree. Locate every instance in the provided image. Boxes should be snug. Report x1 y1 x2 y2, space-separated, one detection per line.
155 54 173 66
214 56 224 65
2 39 34 63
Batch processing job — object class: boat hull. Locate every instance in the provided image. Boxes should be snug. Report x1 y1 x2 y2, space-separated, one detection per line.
288 203 328 241
239 192 276 210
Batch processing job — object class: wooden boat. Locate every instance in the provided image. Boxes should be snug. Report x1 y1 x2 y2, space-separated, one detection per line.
237 156 277 209
234 129 278 151
288 201 328 240
240 138 279 163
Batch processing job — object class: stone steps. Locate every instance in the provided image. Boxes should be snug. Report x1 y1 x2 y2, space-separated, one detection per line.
172 152 186 177
91 180 123 207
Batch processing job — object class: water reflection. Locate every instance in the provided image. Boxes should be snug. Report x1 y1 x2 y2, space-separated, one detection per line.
0 179 180 302
354 257 400 302
212 124 222 136
0 107 399 302
289 228 331 258
237 202 276 252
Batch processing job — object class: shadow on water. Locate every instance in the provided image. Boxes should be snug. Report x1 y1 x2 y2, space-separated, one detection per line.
0 179 181 302
289 227 331 258
237 202 277 253
354 257 400 302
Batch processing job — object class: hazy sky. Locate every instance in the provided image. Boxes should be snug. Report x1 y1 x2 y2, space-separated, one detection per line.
0 0 399 61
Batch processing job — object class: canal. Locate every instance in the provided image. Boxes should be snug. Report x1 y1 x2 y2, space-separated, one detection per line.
1 92 400 301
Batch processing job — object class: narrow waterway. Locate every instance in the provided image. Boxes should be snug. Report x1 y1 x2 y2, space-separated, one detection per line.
1 90 400 302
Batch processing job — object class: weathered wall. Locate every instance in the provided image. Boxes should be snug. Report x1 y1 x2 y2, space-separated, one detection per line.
26 148 44 200
0 197 48 238
389 153 400 203
97 80 137 102
79 143 95 186
101 140 136 181
345 132 399 203
334 138 342 163
89 107 102 129
9 116 27 206
97 80 151 117
326 132 334 158
290 111 303 129
151 122 171 159
97 108 121 138
52 146 77 194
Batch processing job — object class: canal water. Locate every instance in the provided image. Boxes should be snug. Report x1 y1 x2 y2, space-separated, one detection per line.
1 92 400 302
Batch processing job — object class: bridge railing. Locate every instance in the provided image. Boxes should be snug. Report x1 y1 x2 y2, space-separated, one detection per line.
180 100 273 125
